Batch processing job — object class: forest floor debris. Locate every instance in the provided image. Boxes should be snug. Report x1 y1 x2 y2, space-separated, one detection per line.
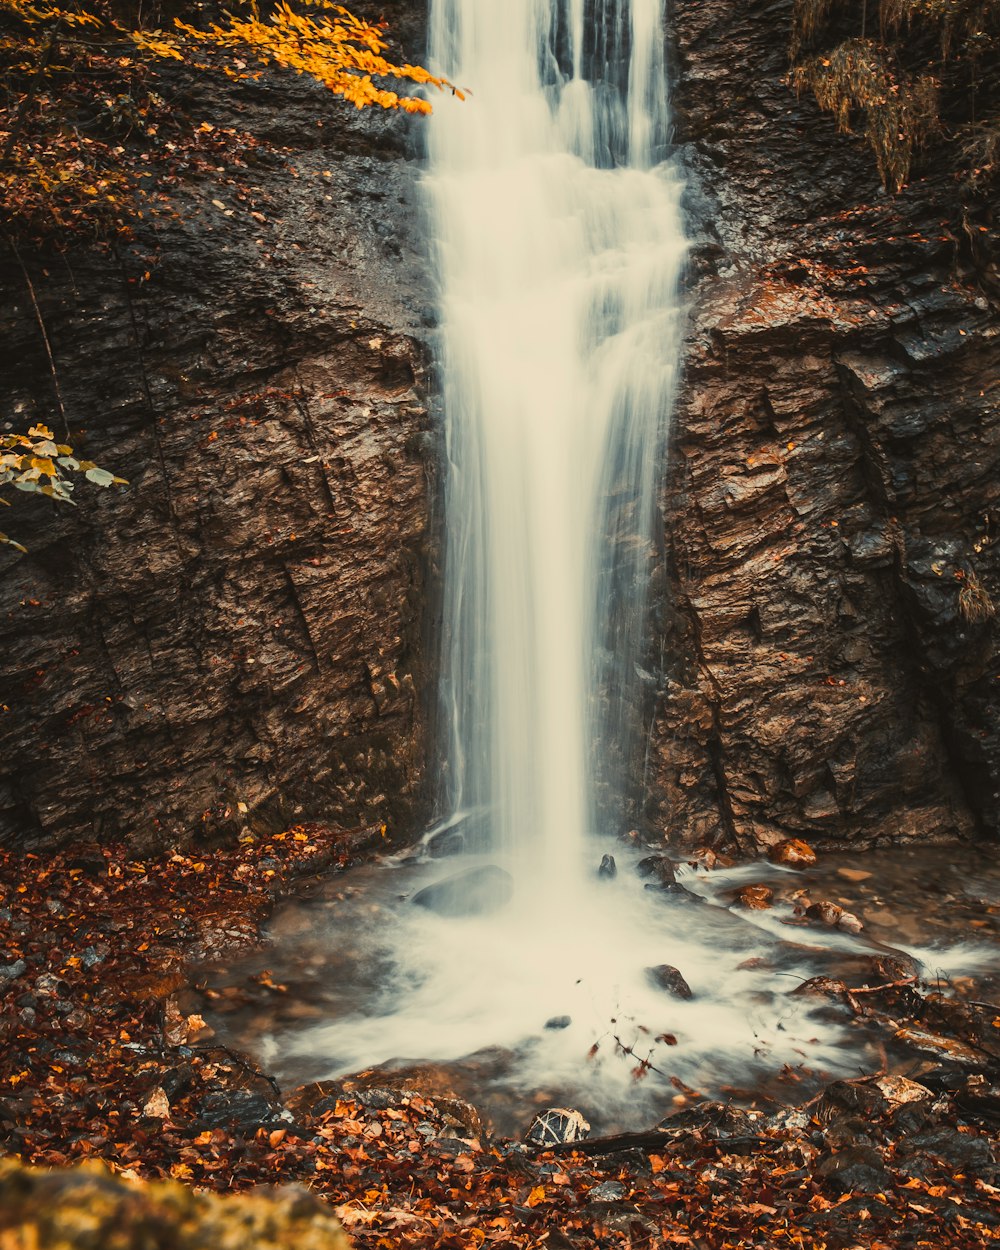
1 836 998 1248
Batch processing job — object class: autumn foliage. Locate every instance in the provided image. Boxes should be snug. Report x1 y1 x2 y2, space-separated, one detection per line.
0 424 126 550
0 0 452 242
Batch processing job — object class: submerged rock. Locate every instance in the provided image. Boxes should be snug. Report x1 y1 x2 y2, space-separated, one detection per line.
412 865 513 917
544 1015 572 1030
598 854 617 879
645 964 694 999
523 1107 591 1146
426 828 466 858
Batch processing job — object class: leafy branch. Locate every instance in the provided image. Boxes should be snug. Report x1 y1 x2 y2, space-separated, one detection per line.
0 422 126 551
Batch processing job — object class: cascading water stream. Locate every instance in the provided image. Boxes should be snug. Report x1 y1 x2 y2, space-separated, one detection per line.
432 0 685 904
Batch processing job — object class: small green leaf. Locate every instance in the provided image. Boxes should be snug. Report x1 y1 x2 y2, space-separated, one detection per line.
85 467 116 487
57 456 80 470
14 479 39 492
41 483 75 503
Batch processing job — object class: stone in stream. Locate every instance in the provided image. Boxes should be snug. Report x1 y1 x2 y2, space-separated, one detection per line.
544 1015 572 1030
426 827 466 858
412 865 513 917
768 838 817 868
598 854 617 879
635 855 676 887
733 884 773 910
646 964 694 1000
523 1107 591 1146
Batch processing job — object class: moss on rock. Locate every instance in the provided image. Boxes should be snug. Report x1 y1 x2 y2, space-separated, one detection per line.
0 1159 351 1250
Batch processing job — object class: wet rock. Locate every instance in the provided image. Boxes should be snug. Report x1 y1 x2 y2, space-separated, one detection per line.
0 959 26 983
866 952 919 983
816 1078 890 1124
871 1075 932 1111
769 840 818 868
0 65 434 853
292 1068 487 1141
597 854 617 879
894 1026 988 1065
645 964 694 999
815 1146 890 1194
836 868 873 882
197 1089 286 1133
661 1101 764 1139
635 855 676 886
0 1157 350 1249
588 1180 626 1202
648 0 1000 854
79 943 111 969
524 1107 591 1146
803 899 864 933
820 1116 878 1152
412 865 513 917
426 828 465 858
544 1015 572 1030
733 884 773 909
900 1126 996 1174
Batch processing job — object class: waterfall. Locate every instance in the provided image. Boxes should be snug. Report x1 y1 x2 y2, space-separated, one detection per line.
284 0 865 1130
430 0 686 895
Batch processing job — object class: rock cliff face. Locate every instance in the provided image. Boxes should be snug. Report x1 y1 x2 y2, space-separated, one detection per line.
0 32 437 848
647 0 1000 852
2 0 997 855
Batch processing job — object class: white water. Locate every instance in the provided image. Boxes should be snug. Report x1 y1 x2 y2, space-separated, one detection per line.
432 0 685 894
276 0 887 1128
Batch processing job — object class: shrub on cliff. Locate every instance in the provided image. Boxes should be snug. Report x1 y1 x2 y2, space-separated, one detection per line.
790 0 1000 189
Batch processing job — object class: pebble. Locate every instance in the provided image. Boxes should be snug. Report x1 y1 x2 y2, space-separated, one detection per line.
836 868 872 882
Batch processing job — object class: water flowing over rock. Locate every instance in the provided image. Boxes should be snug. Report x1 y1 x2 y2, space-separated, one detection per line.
411 865 513 916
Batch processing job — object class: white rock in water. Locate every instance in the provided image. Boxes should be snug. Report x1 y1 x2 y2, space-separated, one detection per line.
523 1107 591 1146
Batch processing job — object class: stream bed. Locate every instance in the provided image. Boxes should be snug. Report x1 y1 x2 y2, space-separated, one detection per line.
191 838 999 1137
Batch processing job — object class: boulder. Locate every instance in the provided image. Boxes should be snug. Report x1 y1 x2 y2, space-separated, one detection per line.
412 866 513 917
